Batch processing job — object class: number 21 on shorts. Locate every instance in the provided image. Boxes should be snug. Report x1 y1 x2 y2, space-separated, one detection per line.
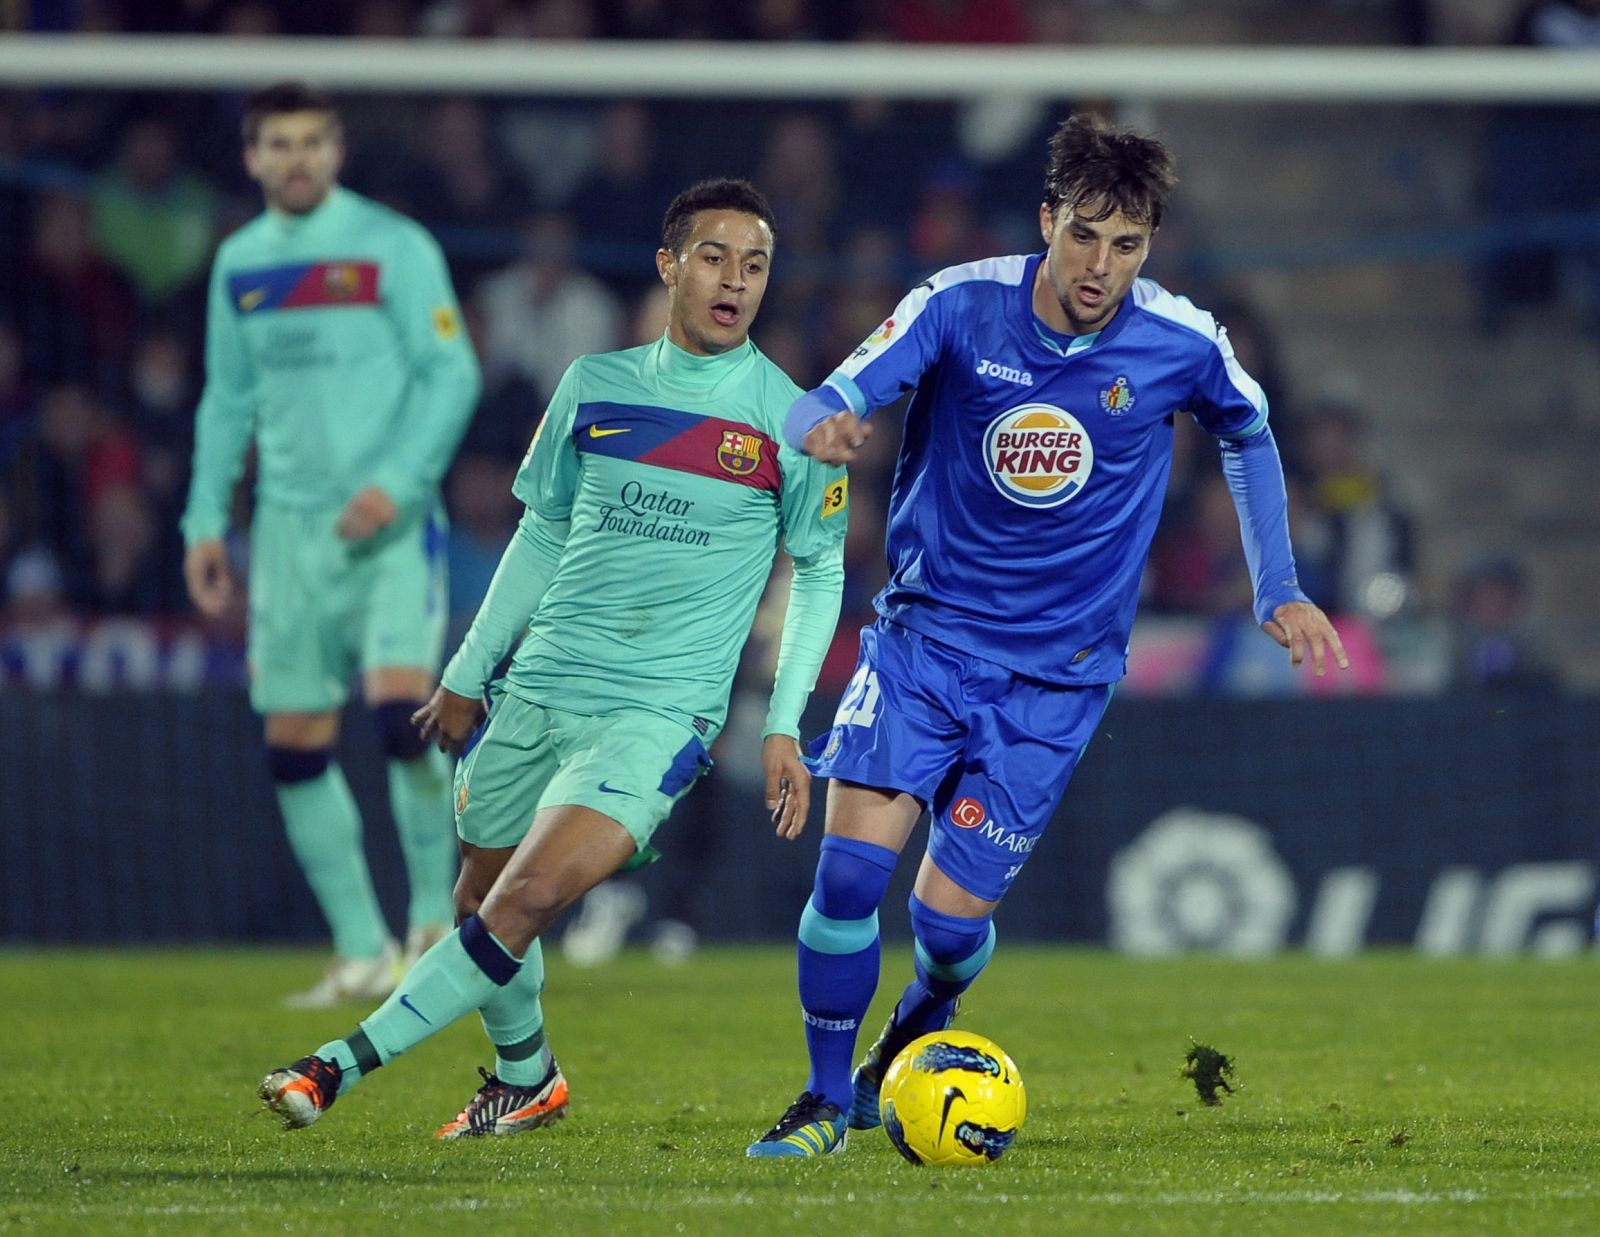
835 664 881 728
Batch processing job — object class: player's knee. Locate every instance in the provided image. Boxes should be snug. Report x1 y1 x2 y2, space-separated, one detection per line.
909 892 996 974
372 700 429 762
487 868 575 937
266 746 331 786
810 833 898 921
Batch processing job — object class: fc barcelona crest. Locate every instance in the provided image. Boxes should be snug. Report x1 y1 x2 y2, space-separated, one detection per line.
323 264 362 299
716 430 763 476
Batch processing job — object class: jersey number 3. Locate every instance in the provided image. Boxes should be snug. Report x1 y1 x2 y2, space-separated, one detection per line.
835 665 881 728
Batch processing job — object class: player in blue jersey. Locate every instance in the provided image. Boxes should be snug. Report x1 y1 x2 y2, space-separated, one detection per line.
747 112 1348 1157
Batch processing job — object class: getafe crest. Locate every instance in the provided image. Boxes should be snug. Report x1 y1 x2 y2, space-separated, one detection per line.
716 429 762 476
1099 375 1134 415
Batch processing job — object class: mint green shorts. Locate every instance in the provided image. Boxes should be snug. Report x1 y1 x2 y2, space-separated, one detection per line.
452 691 712 865
247 501 448 714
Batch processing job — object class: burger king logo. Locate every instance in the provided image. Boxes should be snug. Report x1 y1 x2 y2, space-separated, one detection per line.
983 404 1094 508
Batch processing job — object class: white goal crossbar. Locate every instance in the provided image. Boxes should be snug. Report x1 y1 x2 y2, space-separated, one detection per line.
1 36 1598 102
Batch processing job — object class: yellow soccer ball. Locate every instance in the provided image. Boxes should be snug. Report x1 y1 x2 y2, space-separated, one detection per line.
879 1029 1026 1166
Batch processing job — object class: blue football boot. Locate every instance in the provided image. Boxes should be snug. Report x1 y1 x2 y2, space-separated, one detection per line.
746 1091 847 1158
847 998 960 1130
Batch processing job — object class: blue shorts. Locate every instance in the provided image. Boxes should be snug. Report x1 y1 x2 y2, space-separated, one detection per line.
814 620 1112 902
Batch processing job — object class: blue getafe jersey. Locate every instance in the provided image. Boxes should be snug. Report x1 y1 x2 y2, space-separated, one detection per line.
823 254 1273 686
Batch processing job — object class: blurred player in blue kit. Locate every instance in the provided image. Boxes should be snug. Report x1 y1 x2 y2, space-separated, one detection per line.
748 112 1348 1157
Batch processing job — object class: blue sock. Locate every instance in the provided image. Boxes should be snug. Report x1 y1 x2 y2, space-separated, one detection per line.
894 893 996 1036
796 835 897 1113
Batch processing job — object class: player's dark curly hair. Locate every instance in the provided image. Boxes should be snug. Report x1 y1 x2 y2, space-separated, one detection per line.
1043 113 1177 229
242 81 340 144
660 178 777 257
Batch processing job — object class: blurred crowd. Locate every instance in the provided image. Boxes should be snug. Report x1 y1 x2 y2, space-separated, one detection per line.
0 0 1576 697
3 0 1077 40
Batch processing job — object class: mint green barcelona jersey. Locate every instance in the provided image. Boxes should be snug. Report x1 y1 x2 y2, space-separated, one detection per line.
484 335 848 739
181 186 480 542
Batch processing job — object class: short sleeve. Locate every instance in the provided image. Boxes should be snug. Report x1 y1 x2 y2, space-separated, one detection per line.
825 276 949 415
1186 318 1269 442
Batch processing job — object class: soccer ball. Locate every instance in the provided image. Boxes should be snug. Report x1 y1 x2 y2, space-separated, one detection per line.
878 1029 1026 1166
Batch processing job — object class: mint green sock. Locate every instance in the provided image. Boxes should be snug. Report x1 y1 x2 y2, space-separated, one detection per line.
316 1031 375 1098
276 765 387 960
349 924 514 1071
386 751 458 930
479 939 552 1085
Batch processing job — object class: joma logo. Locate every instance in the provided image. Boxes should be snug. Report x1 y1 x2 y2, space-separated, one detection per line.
976 358 1033 386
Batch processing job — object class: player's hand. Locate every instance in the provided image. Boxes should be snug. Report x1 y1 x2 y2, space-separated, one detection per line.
336 485 399 541
762 734 812 841
802 410 872 465
183 538 235 618
1262 600 1350 677
412 685 486 755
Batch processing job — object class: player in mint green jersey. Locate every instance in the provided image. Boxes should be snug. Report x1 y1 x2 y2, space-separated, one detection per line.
259 177 849 1139
181 83 481 1009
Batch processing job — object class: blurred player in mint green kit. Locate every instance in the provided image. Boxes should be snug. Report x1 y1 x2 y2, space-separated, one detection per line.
182 82 481 1008
259 177 848 1139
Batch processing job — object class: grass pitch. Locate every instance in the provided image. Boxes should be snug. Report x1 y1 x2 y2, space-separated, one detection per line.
2 946 1597 1235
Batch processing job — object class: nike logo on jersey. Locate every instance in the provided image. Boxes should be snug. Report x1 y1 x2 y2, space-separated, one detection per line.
239 287 269 311
398 994 432 1024
588 425 630 438
597 781 638 797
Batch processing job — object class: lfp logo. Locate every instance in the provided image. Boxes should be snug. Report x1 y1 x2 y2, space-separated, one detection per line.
851 316 897 360
983 404 1094 508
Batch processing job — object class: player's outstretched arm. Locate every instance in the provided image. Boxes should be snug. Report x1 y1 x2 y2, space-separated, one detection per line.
1262 600 1350 677
412 685 486 755
785 387 873 464
762 735 812 841
801 410 872 465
